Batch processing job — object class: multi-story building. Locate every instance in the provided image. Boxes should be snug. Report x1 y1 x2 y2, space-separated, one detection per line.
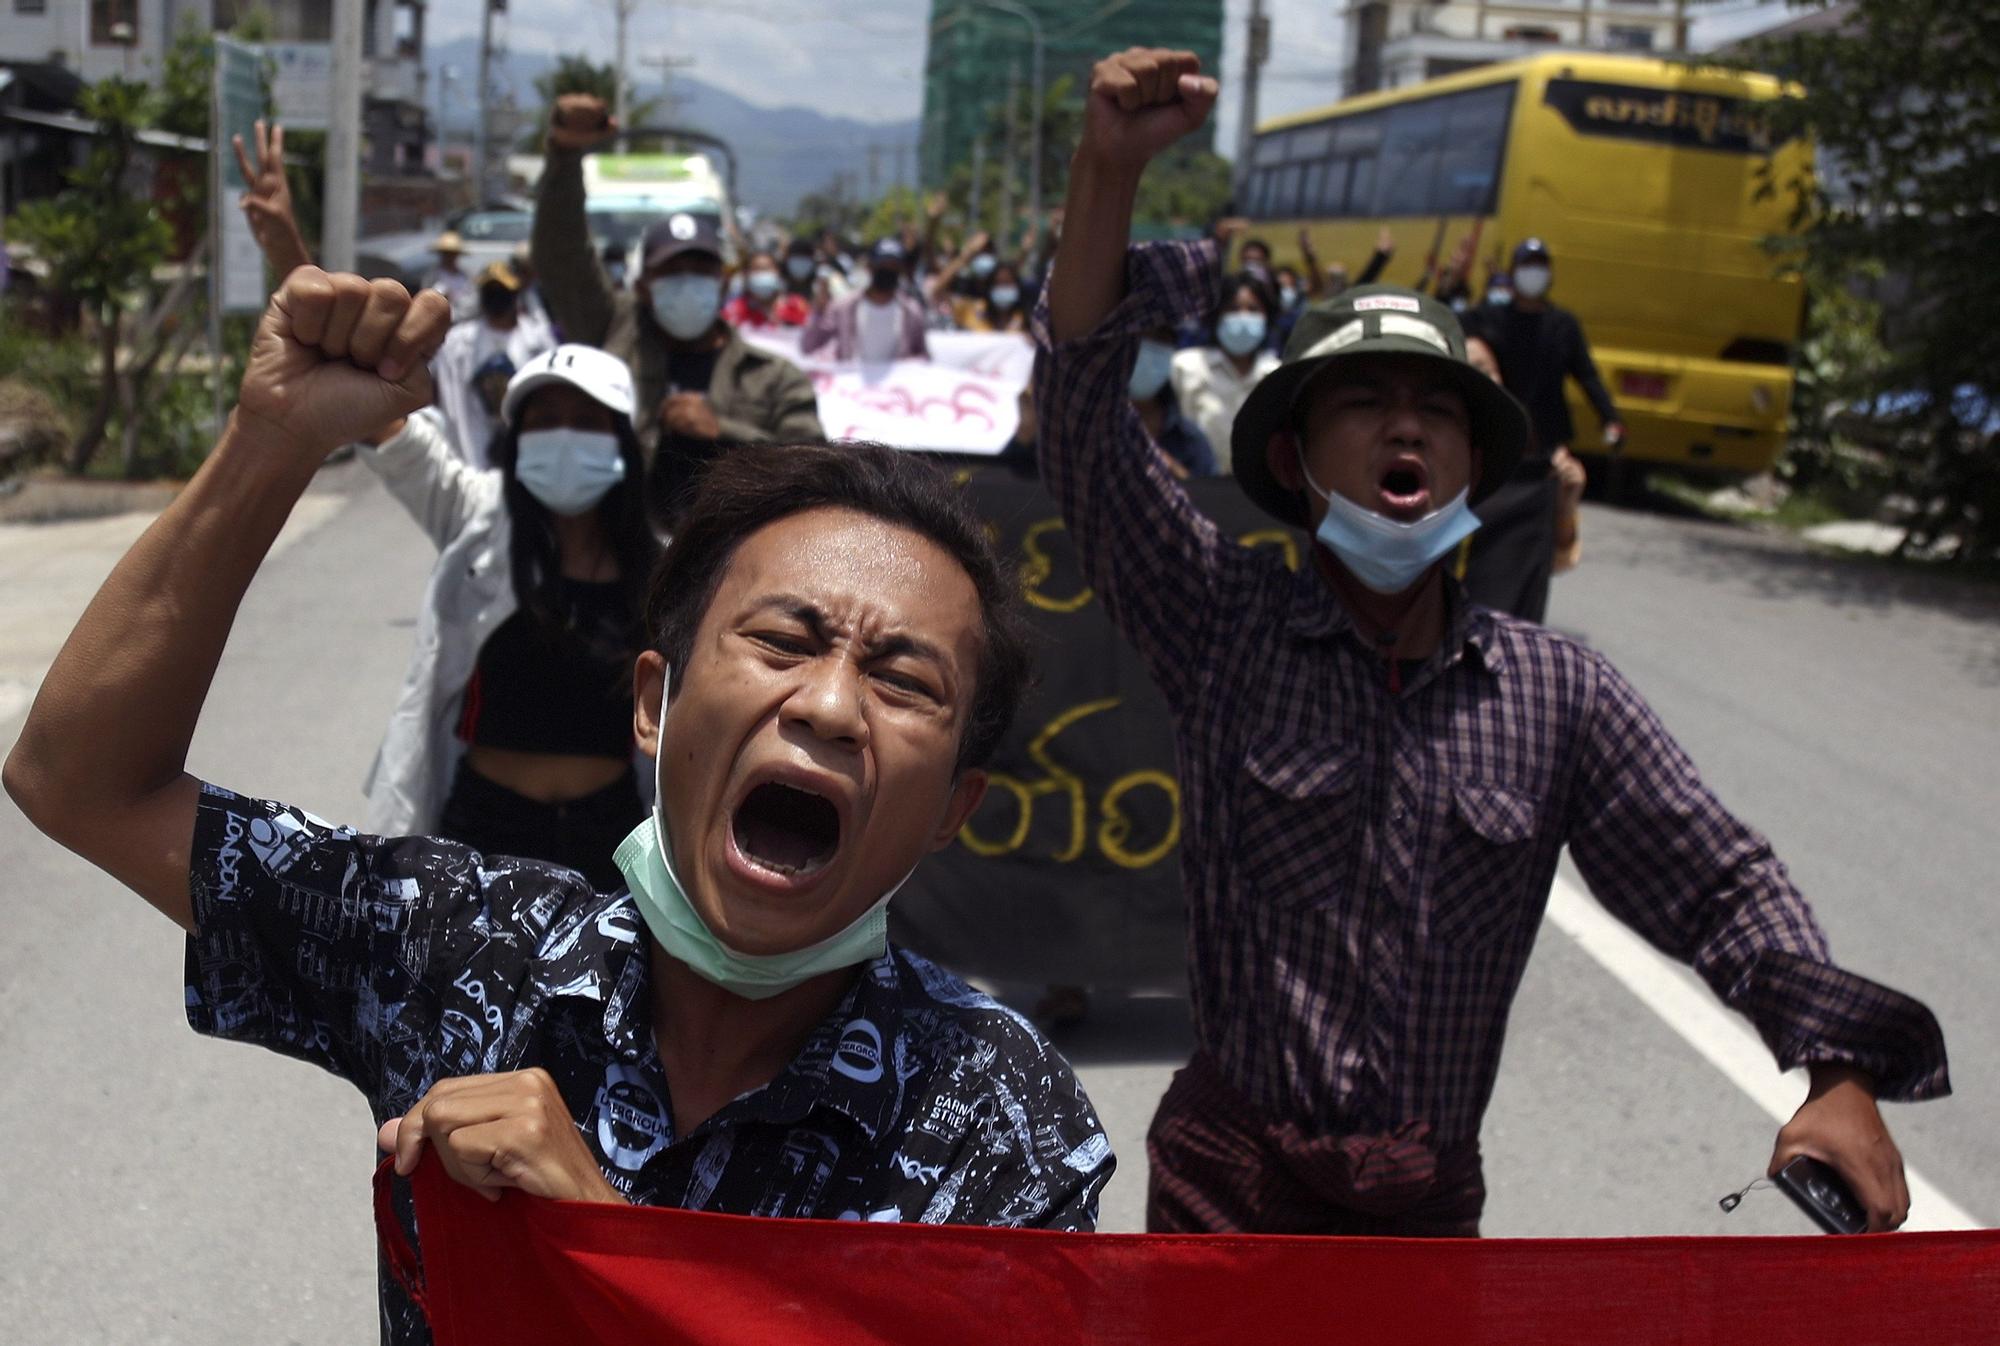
918 0 1225 190
1345 0 1692 97
0 0 429 173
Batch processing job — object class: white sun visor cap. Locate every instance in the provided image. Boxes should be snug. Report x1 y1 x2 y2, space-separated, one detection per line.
500 344 637 425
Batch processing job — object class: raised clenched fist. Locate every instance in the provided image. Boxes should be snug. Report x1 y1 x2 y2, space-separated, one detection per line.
1079 48 1218 174
548 93 617 153
235 269 452 455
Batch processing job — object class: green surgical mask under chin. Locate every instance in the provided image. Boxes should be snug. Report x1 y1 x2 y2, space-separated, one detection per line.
613 669 908 1001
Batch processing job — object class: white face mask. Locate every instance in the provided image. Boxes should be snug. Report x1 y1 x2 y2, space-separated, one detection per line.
1297 447 1482 595
513 428 626 516
1513 265 1552 299
1128 338 1174 401
649 274 723 339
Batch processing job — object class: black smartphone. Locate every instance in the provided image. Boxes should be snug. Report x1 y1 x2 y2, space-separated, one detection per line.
1773 1155 1869 1234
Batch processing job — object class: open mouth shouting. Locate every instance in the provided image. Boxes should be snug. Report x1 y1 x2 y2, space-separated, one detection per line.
1377 453 1433 520
727 774 846 891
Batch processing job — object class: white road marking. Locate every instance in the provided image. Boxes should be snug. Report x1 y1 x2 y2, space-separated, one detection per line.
1546 873 1978 1231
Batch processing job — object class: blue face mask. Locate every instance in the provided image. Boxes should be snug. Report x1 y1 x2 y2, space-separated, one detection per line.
970 253 998 279
513 428 626 516
649 274 723 340
988 285 1019 310
1217 311 1268 357
746 270 782 301
614 671 913 1000
1299 448 1481 594
1128 338 1174 401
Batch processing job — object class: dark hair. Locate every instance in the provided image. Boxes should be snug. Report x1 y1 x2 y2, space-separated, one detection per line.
982 260 1023 323
1223 270 1280 321
645 441 1034 773
1242 237 1273 261
488 411 661 661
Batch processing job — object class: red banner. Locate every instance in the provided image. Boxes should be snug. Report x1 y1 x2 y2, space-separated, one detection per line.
383 1157 1998 1345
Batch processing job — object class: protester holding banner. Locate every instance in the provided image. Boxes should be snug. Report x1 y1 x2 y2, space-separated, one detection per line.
1038 46 1946 1238
804 238 932 363
4 267 1114 1346
533 94 823 528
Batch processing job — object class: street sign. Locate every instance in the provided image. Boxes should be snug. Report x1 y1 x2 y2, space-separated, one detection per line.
261 42 332 131
213 35 268 316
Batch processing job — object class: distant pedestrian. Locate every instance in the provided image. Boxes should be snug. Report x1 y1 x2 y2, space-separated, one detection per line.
1463 239 1625 621
723 249 811 329
802 238 931 363
427 231 473 319
430 261 558 467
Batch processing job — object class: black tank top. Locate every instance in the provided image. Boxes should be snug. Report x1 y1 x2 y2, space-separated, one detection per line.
460 579 635 758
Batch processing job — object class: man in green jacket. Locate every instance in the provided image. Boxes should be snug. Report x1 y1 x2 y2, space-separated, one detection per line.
533 92 823 525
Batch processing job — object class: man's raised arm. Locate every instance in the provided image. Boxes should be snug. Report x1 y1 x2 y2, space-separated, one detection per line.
532 94 620 348
1034 49 1237 716
2 273 450 929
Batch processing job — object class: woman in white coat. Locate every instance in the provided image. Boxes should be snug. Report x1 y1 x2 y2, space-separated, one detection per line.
360 344 660 888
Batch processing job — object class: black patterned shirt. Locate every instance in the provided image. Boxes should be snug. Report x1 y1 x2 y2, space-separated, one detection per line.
183 784 1113 1346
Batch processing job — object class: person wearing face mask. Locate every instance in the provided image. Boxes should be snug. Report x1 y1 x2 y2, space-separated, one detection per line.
1038 46 1946 1241
781 238 820 301
722 249 811 329
1462 240 1624 622
802 236 932 362
4 271 1115 1346
1169 271 1281 473
953 258 1030 334
1130 325 1215 477
428 260 558 467
350 345 661 889
532 94 823 529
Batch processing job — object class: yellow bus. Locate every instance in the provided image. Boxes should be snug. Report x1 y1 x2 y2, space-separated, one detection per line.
1241 53 1808 476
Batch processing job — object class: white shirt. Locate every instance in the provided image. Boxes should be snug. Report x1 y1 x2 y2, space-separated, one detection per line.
429 315 556 467
428 267 474 322
1170 346 1282 475
856 295 902 365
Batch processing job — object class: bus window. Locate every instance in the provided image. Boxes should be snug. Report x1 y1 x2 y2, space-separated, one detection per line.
1275 164 1304 217
1346 155 1378 217
1435 83 1515 214
1253 131 1290 168
1300 160 1329 216
1375 97 1449 216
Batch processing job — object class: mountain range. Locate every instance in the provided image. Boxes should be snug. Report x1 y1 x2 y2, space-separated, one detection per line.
423 38 920 217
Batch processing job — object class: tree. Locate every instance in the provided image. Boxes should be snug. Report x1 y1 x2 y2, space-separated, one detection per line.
1741 2 2000 561
528 55 663 148
10 78 179 475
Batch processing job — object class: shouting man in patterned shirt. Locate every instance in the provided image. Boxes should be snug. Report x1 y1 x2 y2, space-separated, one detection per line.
6 269 1111 1346
1037 47 1946 1237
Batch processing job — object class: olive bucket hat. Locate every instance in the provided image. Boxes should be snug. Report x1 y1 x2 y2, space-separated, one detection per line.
1230 284 1531 529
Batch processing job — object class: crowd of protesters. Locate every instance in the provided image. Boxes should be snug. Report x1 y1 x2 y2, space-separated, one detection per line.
0 42 1953 1346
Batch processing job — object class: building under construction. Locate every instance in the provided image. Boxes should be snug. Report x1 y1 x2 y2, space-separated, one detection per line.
918 0 1224 192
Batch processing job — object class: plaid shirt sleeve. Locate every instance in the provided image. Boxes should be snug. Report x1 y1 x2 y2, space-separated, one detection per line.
1031 239 1243 714
1567 654 1949 1102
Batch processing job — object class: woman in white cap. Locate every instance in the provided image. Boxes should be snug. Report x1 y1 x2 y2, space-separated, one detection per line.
357 343 661 887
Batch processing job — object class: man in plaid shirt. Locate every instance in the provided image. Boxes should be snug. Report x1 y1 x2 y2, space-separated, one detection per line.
1036 48 1949 1236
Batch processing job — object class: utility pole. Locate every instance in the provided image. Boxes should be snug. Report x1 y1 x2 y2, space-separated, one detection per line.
324 0 364 271
639 52 695 131
997 58 1018 241
1235 0 1269 179
612 0 637 130
867 142 881 195
473 0 497 205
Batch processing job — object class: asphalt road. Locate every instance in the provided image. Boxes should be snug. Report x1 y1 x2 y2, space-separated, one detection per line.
1 468 1994 1342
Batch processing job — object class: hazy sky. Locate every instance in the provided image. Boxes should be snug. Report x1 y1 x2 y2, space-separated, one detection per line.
430 0 1357 155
